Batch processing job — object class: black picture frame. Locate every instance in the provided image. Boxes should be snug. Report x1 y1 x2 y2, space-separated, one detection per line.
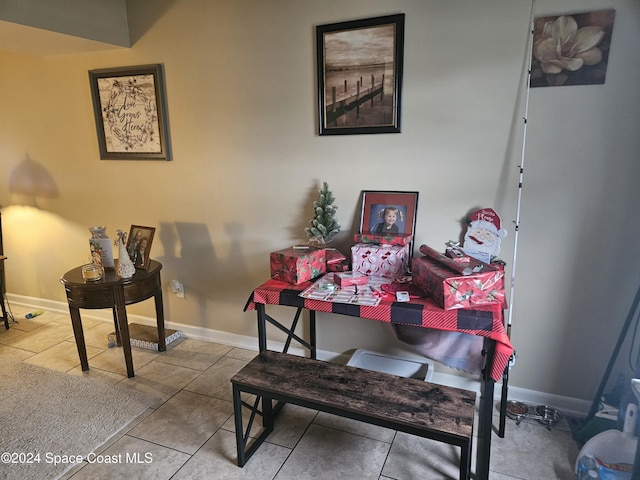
125 225 155 270
89 64 172 160
316 14 405 135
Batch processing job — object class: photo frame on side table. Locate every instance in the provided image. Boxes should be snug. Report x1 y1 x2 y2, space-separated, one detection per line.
89 64 171 160
126 225 155 270
316 14 405 135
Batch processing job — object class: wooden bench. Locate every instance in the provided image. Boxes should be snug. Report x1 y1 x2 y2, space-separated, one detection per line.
230 350 476 480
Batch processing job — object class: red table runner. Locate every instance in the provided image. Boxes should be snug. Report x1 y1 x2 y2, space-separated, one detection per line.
244 278 514 382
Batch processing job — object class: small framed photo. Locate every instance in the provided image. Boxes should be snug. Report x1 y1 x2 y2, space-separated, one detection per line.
316 14 405 135
126 225 155 270
359 190 418 237
89 64 172 160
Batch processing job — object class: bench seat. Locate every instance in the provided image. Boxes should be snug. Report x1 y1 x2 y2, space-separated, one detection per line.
231 350 476 480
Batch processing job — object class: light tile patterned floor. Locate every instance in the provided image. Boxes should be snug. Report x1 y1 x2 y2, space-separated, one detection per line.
0 305 579 479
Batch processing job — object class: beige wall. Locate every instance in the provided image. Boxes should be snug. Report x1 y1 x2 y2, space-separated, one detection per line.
1 0 639 404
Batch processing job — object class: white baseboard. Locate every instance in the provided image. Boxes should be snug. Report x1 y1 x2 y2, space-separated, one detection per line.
6 293 591 418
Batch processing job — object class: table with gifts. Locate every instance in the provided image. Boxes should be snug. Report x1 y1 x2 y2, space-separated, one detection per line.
244 276 512 382
244 273 514 480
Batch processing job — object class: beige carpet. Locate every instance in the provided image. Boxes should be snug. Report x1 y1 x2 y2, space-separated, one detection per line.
0 360 158 480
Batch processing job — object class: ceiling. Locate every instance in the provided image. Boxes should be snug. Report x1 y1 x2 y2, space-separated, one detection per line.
0 20 125 56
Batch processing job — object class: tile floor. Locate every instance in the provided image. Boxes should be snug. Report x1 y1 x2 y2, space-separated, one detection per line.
0 304 580 479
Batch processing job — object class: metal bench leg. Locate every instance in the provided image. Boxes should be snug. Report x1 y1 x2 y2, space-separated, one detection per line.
460 437 472 480
233 384 248 467
233 385 275 467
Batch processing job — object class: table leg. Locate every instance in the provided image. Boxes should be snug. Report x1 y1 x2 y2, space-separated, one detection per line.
69 306 89 371
0 292 9 330
0 261 8 330
258 305 315 355
476 338 496 480
113 285 134 378
111 306 122 346
498 364 509 437
309 310 316 360
257 304 267 353
155 290 166 352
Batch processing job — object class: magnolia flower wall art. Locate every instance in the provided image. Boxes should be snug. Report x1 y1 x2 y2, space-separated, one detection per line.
530 9 616 87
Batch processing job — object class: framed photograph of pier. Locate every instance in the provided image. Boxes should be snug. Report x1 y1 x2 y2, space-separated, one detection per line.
89 64 172 160
316 14 405 135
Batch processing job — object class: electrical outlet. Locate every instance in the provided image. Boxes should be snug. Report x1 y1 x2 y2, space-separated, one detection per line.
170 280 185 298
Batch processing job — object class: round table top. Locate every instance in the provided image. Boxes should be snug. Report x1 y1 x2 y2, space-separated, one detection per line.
61 260 162 287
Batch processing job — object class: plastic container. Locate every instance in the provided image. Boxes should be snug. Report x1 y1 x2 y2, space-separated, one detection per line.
577 455 600 480
575 403 637 476
347 349 434 382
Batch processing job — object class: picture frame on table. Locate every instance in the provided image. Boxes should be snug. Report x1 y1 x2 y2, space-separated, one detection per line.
89 64 172 160
126 225 155 270
359 191 418 238
316 14 405 136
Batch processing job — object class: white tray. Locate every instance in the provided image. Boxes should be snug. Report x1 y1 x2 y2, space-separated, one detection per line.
347 349 434 382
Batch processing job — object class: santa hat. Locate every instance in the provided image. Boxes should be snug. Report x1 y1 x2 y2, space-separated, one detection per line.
468 208 507 238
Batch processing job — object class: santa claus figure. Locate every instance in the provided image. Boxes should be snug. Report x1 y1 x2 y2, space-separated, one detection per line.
462 208 507 264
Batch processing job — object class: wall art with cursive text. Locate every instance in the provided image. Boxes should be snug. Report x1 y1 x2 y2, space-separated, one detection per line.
89 64 172 160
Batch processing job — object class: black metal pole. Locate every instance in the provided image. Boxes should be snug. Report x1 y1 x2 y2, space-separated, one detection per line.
587 284 640 420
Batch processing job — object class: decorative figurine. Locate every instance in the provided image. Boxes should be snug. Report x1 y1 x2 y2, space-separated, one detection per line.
115 230 135 278
89 226 114 268
462 208 507 264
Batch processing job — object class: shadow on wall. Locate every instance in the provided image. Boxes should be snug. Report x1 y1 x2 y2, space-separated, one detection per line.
292 182 358 260
289 182 323 244
155 221 250 324
293 181 355 249
155 222 216 308
9 155 59 207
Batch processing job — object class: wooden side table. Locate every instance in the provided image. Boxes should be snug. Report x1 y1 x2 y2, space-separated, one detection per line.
60 260 166 377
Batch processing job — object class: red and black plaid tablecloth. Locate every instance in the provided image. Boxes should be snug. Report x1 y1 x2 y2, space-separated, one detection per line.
244 278 514 382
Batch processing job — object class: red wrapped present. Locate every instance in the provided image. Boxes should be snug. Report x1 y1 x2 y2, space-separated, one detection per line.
327 259 350 272
325 248 350 272
334 272 369 287
445 247 470 263
351 243 409 278
353 233 413 246
270 246 326 285
412 245 505 310
325 248 346 264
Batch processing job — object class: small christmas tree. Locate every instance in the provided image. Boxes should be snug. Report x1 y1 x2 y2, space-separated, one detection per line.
305 182 341 246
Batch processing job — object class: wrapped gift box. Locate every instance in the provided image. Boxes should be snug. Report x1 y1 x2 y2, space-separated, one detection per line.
334 272 369 287
327 259 350 272
445 247 470 263
270 247 326 285
412 252 505 310
325 248 350 272
351 243 409 278
353 233 413 246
